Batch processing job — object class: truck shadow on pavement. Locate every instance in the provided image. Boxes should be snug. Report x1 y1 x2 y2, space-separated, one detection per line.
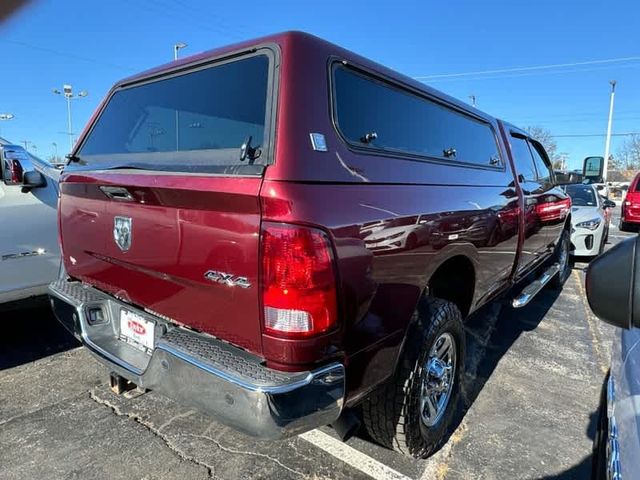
535 408 597 480
460 287 562 414
354 285 564 453
429 284 571 466
0 303 79 370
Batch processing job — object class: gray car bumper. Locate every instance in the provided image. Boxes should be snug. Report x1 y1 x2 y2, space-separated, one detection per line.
48 279 345 439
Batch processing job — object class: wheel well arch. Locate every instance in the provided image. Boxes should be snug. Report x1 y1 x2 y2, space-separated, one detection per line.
371 252 477 404
426 255 476 318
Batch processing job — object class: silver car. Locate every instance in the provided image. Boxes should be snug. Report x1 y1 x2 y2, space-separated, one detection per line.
563 184 613 257
587 235 640 480
0 143 61 306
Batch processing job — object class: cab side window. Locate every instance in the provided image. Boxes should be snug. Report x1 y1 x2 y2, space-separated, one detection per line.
509 135 537 182
528 140 553 185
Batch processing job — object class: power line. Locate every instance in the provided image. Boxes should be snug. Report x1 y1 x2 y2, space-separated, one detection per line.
421 63 640 83
554 132 640 138
512 116 640 127
2 39 135 71
131 0 249 42
414 55 640 80
514 110 640 122
167 0 252 37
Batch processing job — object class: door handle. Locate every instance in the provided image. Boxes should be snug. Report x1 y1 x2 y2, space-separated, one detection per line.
99 186 134 201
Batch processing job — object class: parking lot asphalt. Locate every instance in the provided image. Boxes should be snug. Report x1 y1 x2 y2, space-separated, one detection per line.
0 211 630 480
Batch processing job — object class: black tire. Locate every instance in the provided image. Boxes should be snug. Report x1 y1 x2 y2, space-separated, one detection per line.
597 230 606 256
550 230 570 289
620 220 632 232
405 233 417 251
361 297 465 458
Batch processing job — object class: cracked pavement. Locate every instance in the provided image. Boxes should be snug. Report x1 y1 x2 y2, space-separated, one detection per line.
0 213 628 479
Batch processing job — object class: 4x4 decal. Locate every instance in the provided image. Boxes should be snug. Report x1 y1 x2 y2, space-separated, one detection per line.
204 270 251 289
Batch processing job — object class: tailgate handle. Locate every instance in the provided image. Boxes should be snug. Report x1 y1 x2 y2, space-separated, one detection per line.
100 186 134 201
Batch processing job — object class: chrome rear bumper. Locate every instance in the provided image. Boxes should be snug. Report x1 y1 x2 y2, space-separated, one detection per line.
48 279 345 439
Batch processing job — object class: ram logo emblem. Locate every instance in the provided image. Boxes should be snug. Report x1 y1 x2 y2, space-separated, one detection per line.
114 216 132 252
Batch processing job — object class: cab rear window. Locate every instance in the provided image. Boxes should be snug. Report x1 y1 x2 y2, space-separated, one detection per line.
332 65 501 167
77 54 271 174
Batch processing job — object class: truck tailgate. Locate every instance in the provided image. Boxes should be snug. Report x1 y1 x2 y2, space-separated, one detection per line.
59 171 264 355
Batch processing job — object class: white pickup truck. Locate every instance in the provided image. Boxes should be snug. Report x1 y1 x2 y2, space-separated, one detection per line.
0 142 61 307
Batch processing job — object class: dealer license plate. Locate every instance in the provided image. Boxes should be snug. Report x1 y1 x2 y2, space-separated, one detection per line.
119 309 155 354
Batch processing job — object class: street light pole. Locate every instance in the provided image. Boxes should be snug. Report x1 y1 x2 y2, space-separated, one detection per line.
0 113 14 120
174 42 188 60
66 95 72 151
53 85 88 152
0 112 14 137
603 80 617 182
173 43 187 150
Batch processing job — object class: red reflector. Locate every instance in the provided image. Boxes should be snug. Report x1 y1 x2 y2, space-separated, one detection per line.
261 223 338 338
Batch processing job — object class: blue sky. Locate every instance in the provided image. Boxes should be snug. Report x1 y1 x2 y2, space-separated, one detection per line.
1 0 639 170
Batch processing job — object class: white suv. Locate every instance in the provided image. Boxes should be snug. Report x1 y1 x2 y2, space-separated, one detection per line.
0 142 61 306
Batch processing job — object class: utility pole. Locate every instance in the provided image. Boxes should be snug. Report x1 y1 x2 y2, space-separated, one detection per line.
603 80 617 181
52 85 88 152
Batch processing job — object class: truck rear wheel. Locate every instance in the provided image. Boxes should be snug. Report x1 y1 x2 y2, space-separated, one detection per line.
361 297 464 458
620 221 633 232
550 230 570 289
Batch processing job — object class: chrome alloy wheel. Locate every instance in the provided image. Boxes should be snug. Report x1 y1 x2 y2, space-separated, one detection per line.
420 332 456 427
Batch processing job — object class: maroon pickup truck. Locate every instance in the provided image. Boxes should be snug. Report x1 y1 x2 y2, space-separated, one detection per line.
50 31 571 458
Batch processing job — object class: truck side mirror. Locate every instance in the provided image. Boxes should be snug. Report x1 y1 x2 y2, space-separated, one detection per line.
21 170 46 191
583 156 604 183
586 236 640 329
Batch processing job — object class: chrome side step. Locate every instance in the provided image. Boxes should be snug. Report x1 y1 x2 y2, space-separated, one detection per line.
512 263 560 308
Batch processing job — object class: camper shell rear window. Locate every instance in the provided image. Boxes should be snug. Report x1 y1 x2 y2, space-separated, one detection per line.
74 51 275 175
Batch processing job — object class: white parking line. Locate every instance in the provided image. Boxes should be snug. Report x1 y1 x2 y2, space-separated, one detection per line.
300 430 412 480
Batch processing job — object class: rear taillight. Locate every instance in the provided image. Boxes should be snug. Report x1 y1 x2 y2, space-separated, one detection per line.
261 222 338 338
57 184 64 254
535 197 571 222
626 192 639 205
10 160 23 183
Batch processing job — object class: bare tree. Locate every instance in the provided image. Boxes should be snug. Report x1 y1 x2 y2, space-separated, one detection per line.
616 134 640 171
525 126 564 169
